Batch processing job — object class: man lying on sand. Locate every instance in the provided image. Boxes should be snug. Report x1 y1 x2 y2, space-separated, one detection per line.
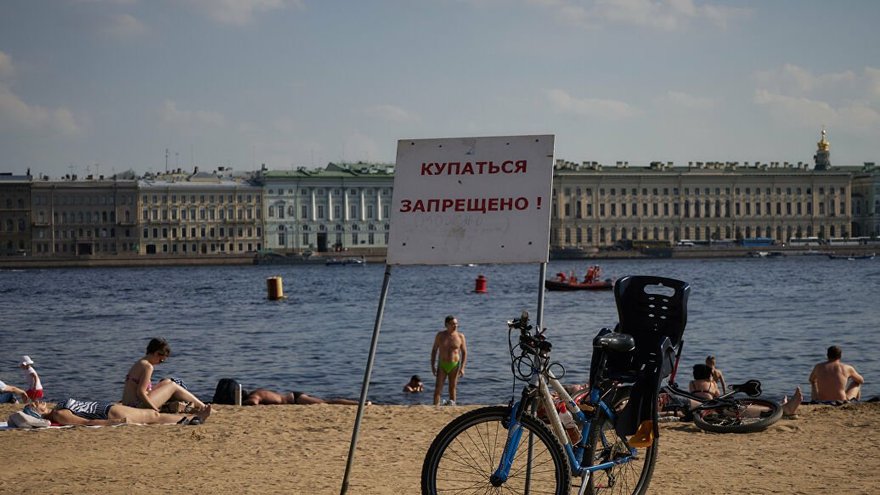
27 399 211 426
242 388 366 406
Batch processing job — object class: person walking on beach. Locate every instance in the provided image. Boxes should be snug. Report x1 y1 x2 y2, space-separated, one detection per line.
705 355 726 394
122 337 206 412
19 355 44 401
809 345 864 402
431 315 467 406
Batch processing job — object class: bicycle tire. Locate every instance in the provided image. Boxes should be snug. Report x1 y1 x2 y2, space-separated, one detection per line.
583 405 658 495
421 405 571 495
692 397 783 433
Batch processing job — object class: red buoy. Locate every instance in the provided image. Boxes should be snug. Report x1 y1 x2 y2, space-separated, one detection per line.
474 275 488 293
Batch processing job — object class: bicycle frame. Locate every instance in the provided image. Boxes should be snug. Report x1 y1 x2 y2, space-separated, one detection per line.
663 381 758 414
491 346 638 486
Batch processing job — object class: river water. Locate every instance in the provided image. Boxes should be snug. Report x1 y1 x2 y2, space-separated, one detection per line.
1 256 878 405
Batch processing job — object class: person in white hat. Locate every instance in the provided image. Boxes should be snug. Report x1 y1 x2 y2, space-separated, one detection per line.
20 355 44 401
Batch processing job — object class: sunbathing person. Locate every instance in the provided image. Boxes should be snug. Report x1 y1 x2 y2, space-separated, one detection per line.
242 388 365 406
27 399 211 426
808 345 864 402
122 337 206 412
689 364 803 419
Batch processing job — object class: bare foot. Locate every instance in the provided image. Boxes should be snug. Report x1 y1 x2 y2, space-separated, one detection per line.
195 403 212 423
782 386 802 417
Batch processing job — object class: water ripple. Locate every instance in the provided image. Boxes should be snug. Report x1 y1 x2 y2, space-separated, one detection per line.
0 257 878 404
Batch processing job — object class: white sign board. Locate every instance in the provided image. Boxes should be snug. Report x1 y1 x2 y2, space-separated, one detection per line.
387 134 555 266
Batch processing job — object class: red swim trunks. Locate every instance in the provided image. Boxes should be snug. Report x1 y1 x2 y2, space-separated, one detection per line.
26 389 43 400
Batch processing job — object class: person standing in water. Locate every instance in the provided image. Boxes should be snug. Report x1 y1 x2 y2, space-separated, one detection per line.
431 315 467 406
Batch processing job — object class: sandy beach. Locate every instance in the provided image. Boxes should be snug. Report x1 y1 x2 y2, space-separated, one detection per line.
2 401 878 494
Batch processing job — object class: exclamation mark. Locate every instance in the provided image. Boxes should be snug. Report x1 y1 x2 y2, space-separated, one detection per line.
536 197 542 209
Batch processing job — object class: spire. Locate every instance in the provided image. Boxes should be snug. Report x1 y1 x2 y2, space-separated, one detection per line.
817 126 830 152
814 127 831 170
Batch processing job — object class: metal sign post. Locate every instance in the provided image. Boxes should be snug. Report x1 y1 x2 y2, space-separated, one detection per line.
340 135 555 494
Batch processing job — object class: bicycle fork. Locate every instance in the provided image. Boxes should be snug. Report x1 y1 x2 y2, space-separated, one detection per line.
490 400 525 487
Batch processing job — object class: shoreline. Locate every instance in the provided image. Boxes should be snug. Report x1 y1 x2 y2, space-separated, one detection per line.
0 244 875 269
3 402 879 494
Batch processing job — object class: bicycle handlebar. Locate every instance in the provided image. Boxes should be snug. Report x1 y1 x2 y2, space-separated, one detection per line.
508 313 552 356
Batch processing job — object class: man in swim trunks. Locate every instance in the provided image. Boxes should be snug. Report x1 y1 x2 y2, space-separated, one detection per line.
242 388 363 405
431 315 467 406
809 345 864 402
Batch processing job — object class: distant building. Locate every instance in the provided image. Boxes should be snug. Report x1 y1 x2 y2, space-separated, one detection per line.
138 167 263 256
550 131 854 249
30 176 139 257
0 172 33 256
851 162 879 237
260 162 394 255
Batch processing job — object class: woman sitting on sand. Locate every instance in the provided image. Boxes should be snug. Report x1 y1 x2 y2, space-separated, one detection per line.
122 337 206 412
26 399 211 426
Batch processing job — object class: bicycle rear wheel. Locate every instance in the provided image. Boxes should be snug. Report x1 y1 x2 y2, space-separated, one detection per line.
583 409 657 495
421 405 571 495
692 397 782 433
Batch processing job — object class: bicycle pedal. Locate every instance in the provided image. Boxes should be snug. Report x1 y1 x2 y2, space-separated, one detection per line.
628 420 654 448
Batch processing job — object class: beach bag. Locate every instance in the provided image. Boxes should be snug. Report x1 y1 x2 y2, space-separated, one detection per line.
7 410 50 429
212 378 241 405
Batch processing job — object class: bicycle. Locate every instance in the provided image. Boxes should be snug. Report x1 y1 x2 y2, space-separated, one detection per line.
421 275 690 495
661 379 783 434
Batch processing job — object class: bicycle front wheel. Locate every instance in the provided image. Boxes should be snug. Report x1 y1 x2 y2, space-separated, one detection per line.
583 411 657 495
692 397 783 433
421 405 571 495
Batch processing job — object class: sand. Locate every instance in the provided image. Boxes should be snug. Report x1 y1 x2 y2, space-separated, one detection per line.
1 401 878 494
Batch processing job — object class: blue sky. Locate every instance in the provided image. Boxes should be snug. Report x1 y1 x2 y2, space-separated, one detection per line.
1 0 878 178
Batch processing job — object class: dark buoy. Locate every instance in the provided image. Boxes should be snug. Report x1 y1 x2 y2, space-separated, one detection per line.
474 275 488 293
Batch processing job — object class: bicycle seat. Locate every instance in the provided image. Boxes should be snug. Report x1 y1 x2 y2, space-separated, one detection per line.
594 333 635 353
730 380 762 397
614 275 690 349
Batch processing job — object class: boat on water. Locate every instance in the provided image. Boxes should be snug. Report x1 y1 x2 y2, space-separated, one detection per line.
545 265 613 291
828 253 875 260
325 257 366 266
747 251 785 258
254 251 325 265
544 278 613 291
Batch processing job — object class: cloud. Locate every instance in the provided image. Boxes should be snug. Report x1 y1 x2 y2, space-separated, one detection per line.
72 0 136 4
102 13 148 38
546 88 638 120
863 67 880 98
342 131 381 162
754 64 857 96
159 99 226 128
753 65 880 132
0 51 14 80
527 0 750 31
657 90 716 110
0 51 82 135
0 85 82 135
363 104 420 123
753 90 834 123
183 0 303 26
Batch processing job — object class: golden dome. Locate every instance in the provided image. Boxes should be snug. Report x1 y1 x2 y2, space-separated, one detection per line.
817 128 830 151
